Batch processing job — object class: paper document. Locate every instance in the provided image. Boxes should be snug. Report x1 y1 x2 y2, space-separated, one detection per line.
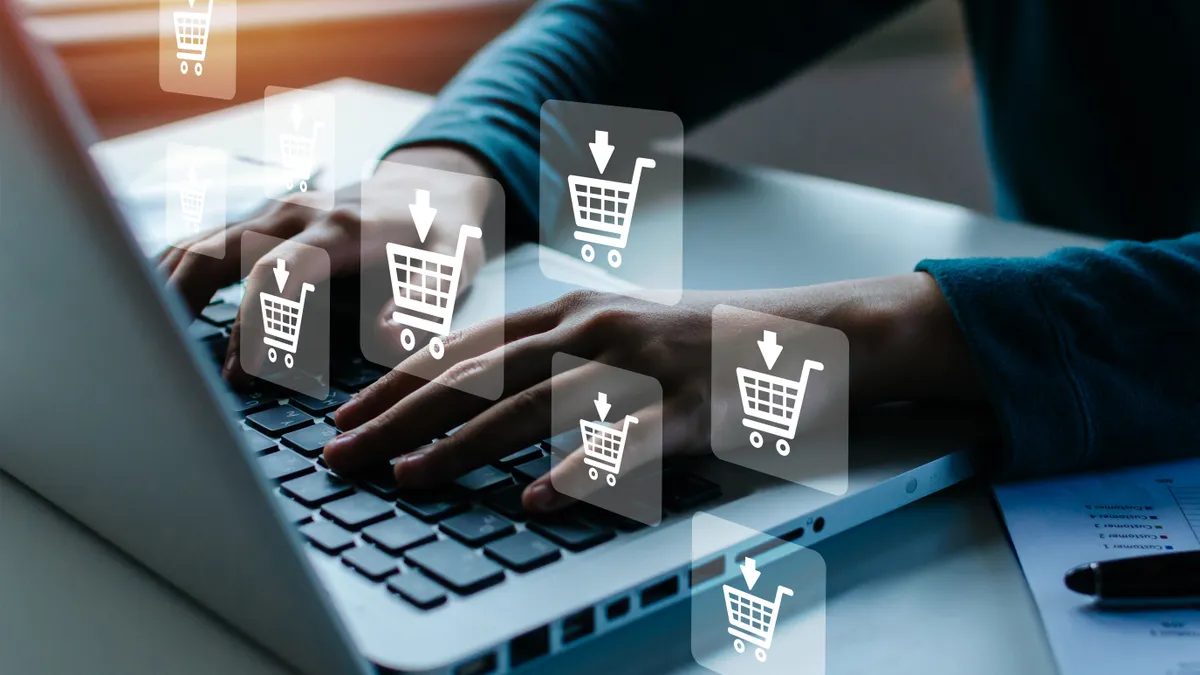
993 459 1200 675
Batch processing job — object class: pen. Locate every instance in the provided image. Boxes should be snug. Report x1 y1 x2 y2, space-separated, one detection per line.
1065 550 1200 607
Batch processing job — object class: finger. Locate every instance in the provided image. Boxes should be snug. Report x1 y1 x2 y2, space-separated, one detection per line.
388 359 654 488
325 321 581 474
333 299 565 431
523 396 698 514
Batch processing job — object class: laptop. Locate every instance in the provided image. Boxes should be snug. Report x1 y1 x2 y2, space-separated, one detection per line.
0 6 985 675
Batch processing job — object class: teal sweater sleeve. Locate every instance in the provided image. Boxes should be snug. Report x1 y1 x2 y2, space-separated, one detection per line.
918 235 1200 478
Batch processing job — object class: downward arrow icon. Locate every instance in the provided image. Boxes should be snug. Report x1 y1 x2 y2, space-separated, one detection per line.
740 557 761 591
289 104 304 132
594 392 611 422
272 259 290 294
757 330 783 371
409 189 437 243
187 0 196 7
589 130 614 174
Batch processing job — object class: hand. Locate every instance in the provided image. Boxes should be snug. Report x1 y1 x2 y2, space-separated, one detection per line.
324 273 982 513
156 145 495 381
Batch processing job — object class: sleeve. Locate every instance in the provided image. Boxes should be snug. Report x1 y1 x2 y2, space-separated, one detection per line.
916 233 1200 479
392 0 917 240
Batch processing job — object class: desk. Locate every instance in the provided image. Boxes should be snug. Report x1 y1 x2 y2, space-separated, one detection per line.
2 78 1086 674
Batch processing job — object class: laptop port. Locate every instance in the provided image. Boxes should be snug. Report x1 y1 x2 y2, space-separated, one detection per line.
737 539 784 563
813 517 825 533
510 625 550 667
640 575 679 608
562 607 595 644
605 597 630 621
782 525 805 541
454 653 497 675
690 556 725 587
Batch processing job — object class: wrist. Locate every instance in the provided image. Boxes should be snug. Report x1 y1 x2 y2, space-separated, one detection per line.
382 144 493 180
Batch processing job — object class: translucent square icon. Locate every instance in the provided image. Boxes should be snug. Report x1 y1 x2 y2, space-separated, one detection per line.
162 142 227 258
691 512 826 675
263 87 335 211
711 305 849 495
358 160 506 401
549 353 662 526
239 231 330 398
158 0 236 100
539 100 683 305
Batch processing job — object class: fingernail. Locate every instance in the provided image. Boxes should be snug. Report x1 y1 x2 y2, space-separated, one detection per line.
323 430 357 454
393 451 426 485
223 351 237 378
525 482 566 512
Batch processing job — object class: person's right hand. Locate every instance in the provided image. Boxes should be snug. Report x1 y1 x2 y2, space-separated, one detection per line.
155 145 496 381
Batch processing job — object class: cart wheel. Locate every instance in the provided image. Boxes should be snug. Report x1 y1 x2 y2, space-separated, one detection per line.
285 353 294 369
606 473 616 487
285 180 294 190
268 347 277 363
180 61 188 75
429 337 445 360
588 467 598 481
299 181 308 193
400 328 416 351
776 439 790 456
749 431 763 448
194 62 203 76
581 244 595 263
733 639 745 654
755 648 766 663
607 249 622 268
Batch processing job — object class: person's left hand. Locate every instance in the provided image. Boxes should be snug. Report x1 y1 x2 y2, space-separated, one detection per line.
323 274 980 514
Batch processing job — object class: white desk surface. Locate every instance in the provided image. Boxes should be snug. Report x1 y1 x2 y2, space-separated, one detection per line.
2 78 1092 675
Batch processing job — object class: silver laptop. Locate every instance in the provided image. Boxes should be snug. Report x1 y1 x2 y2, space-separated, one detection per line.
0 7 985 675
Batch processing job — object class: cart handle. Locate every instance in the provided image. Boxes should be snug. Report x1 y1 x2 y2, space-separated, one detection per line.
620 415 639 433
774 585 795 605
297 282 316 305
629 157 656 190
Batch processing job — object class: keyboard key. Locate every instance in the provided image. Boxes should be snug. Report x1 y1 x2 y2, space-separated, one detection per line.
332 359 385 391
359 467 401 500
323 413 341 430
241 429 278 456
662 470 723 513
481 484 529 522
527 517 615 552
281 423 339 458
281 470 354 507
511 455 551 483
230 389 276 416
495 446 543 469
484 532 561 573
439 509 516 547
247 405 314 437
257 449 315 482
290 389 351 416
582 505 648 532
274 493 313 525
362 515 437 554
321 492 395 530
187 320 223 342
299 520 355 554
387 573 446 610
396 490 469 523
405 540 505 595
341 545 399 581
454 465 513 494
200 301 239 327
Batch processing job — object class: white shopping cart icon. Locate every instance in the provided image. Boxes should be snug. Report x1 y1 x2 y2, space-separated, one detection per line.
722 582 794 663
567 157 655 268
179 168 207 234
260 282 315 370
173 0 214 76
580 414 638 487
736 360 823 457
387 224 483 361
280 122 323 193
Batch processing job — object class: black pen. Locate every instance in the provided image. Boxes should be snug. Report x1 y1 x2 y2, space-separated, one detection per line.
1065 550 1200 607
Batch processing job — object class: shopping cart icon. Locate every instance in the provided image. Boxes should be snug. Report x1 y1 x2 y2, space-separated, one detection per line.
173 0 214 76
387 224 483 361
722 582 794 663
260 282 315 369
736 360 824 457
280 122 323 193
567 157 655 268
179 167 207 234
580 413 638 487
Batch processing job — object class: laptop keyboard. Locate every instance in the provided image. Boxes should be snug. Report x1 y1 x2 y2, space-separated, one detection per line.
192 307 723 613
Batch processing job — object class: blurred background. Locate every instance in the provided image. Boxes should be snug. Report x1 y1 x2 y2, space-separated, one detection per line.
22 0 991 212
